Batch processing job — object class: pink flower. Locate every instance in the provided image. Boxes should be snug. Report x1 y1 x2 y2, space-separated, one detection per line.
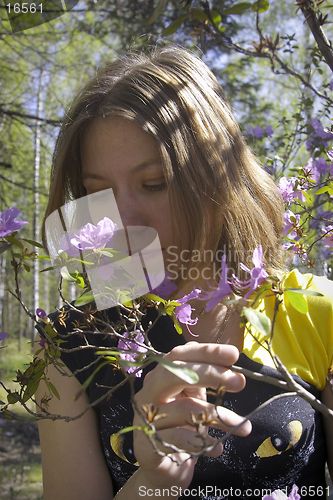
238 245 268 299
310 118 333 141
278 177 306 204
174 288 201 335
59 217 118 256
117 330 147 377
36 308 47 319
322 225 333 248
200 254 232 312
70 217 118 251
0 207 28 238
0 332 8 341
283 210 300 238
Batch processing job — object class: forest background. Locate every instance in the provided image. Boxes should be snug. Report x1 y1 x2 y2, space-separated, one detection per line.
0 0 332 498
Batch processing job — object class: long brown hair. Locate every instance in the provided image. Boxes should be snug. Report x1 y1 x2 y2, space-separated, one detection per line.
42 44 287 288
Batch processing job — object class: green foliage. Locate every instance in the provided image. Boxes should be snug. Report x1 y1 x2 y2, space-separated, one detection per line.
284 289 308 314
243 307 271 340
73 289 95 307
152 355 200 384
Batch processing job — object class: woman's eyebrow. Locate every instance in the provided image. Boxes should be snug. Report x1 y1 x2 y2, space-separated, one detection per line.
82 159 162 181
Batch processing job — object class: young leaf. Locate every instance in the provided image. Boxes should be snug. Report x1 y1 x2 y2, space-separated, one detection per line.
315 184 333 196
284 290 308 314
78 361 110 394
61 267 78 282
45 380 60 400
40 266 56 273
222 2 252 15
243 307 271 339
144 293 167 304
74 290 95 307
95 350 121 357
163 15 187 35
190 8 208 22
284 288 323 297
7 392 20 404
147 0 169 24
114 425 146 437
21 238 44 248
5 235 24 249
22 379 40 403
251 0 270 13
173 317 183 335
154 356 199 384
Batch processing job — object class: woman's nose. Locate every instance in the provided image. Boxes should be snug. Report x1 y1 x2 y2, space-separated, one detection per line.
115 191 147 228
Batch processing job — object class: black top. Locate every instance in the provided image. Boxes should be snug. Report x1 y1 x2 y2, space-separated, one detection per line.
42 304 328 500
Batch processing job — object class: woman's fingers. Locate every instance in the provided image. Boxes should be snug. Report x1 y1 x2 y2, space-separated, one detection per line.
144 427 224 458
138 362 245 404
135 396 251 437
138 342 244 404
166 342 240 366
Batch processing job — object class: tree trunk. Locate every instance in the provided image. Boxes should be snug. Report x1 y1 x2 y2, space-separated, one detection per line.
31 68 44 347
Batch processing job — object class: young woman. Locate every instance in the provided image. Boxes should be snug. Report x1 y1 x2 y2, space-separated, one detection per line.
35 45 333 500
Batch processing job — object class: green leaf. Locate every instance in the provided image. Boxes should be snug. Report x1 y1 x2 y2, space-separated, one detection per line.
37 255 52 262
147 0 169 24
61 267 77 282
5 235 24 249
78 361 110 394
114 425 145 436
284 290 308 314
7 392 20 404
144 293 166 304
95 350 122 357
74 290 94 307
40 265 56 273
222 2 252 15
163 15 187 35
66 257 94 266
251 0 270 12
302 189 313 204
316 184 333 196
243 307 271 339
119 359 143 370
95 248 119 259
21 238 44 248
73 273 86 288
45 380 60 400
22 379 40 403
284 288 323 297
164 299 181 314
103 355 118 363
211 9 222 24
190 8 208 22
154 356 199 384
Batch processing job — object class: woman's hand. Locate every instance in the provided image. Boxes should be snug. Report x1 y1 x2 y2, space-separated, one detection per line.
132 341 251 490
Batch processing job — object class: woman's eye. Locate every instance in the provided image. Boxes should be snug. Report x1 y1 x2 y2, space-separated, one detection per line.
143 182 167 192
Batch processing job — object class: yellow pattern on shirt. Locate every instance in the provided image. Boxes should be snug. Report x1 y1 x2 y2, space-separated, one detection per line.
243 268 333 390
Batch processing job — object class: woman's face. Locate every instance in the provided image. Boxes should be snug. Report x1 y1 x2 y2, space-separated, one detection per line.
81 116 175 257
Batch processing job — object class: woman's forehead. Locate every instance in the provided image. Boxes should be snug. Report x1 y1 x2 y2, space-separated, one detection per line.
82 116 159 153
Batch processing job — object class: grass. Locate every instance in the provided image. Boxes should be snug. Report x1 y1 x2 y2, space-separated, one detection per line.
0 337 43 499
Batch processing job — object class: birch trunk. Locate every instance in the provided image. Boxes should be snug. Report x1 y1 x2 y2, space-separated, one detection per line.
31 68 44 346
